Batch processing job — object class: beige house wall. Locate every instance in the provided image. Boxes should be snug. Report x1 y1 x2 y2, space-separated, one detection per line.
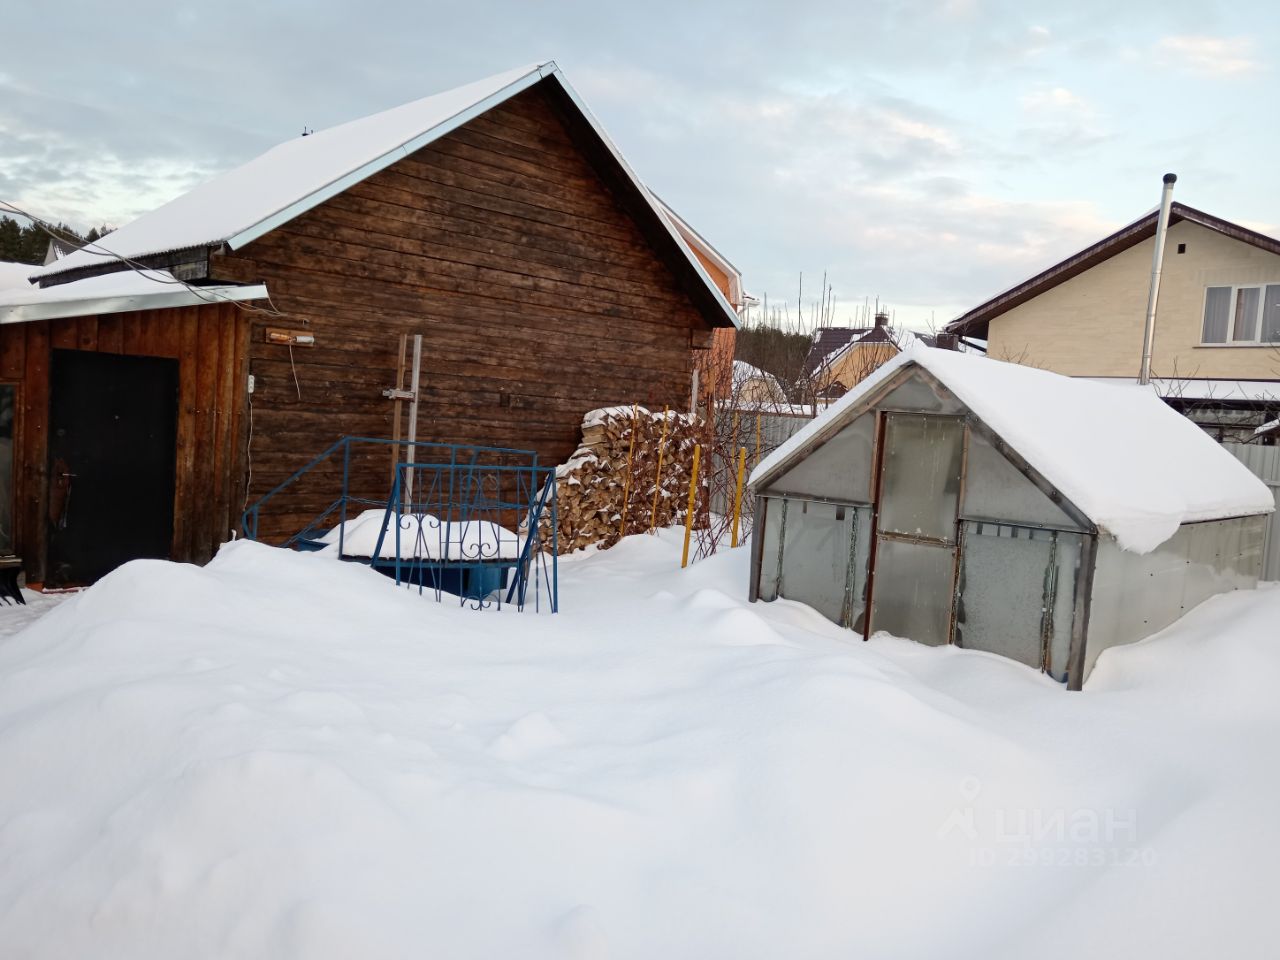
987 220 1280 379
820 342 900 390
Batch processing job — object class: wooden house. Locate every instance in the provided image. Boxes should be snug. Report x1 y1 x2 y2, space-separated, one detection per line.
0 62 738 587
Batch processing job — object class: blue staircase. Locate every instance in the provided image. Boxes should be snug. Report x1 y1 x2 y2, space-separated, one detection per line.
242 437 558 612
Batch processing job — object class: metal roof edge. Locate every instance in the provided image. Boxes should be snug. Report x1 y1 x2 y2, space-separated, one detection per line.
650 192 742 282
225 63 555 252
0 282 269 326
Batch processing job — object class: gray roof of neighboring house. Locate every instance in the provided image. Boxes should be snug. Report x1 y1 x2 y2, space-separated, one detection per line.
802 324 897 378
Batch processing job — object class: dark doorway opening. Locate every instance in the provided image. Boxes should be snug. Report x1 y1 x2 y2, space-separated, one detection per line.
47 350 179 586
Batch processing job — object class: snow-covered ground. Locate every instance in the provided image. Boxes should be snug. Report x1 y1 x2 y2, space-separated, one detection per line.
0 534 1277 959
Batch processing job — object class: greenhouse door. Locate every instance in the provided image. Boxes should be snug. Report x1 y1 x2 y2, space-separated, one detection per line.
866 413 964 645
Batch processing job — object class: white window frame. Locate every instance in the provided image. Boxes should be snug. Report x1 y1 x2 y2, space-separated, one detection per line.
1200 283 1280 346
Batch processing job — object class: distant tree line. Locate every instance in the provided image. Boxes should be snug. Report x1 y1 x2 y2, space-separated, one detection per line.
0 216 111 265
734 321 811 390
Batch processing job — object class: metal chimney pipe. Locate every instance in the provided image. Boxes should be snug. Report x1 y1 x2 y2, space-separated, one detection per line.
1139 173 1177 385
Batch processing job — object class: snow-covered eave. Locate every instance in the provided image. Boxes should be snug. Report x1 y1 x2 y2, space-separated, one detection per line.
652 194 743 310
1087 376 1280 405
0 281 269 325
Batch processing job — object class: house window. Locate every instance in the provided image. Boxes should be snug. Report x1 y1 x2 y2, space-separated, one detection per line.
1202 284 1280 344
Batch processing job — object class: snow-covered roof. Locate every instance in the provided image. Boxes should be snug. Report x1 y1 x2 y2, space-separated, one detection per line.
732 360 779 387
29 62 738 327
33 64 547 280
751 345 1274 553
1086 377 1280 404
0 269 268 324
0 261 34 291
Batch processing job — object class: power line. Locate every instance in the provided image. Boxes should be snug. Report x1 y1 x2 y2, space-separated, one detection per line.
0 200 288 319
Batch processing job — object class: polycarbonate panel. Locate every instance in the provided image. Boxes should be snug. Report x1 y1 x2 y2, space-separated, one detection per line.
779 499 854 624
876 374 967 415
763 412 875 503
1085 515 1265 679
757 496 785 601
878 414 963 541
954 522 1081 678
844 505 874 633
1047 534 1082 680
868 538 955 645
961 430 1083 531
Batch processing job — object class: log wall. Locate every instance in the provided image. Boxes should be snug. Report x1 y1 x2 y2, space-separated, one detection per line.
213 85 714 541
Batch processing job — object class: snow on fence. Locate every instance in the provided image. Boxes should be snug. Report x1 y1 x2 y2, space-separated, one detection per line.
1223 441 1280 581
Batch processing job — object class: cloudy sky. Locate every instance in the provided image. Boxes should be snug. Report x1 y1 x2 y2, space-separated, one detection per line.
2 1 1275 329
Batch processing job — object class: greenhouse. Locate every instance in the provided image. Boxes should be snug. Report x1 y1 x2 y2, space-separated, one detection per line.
748 347 1273 689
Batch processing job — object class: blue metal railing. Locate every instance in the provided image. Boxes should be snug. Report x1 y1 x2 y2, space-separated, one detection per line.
241 436 558 612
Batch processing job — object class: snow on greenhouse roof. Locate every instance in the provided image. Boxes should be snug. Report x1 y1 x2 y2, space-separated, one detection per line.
750 345 1274 554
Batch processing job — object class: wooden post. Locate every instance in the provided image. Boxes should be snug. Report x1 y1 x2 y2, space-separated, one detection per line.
648 405 671 533
389 333 407 486
617 403 638 541
730 446 746 548
681 444 701 568
404 334 423 503
754 414 762 467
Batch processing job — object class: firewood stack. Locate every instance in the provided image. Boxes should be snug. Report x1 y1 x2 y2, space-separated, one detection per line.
542 406 702 554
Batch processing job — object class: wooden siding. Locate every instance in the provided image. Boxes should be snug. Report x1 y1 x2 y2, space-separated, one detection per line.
0 303 248 582
212 85 713 541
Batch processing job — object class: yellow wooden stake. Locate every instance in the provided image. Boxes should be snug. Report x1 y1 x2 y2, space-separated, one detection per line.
648 405 671 532
730 446 746 548
617 403 639 540
681 444 701 568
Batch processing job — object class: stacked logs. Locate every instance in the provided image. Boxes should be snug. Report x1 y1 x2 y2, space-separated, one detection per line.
544 406 702 554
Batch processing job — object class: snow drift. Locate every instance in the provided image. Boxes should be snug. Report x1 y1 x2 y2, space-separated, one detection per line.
1 536 1278 958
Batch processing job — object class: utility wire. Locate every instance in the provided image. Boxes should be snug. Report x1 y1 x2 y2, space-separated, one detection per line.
0 199 289 319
